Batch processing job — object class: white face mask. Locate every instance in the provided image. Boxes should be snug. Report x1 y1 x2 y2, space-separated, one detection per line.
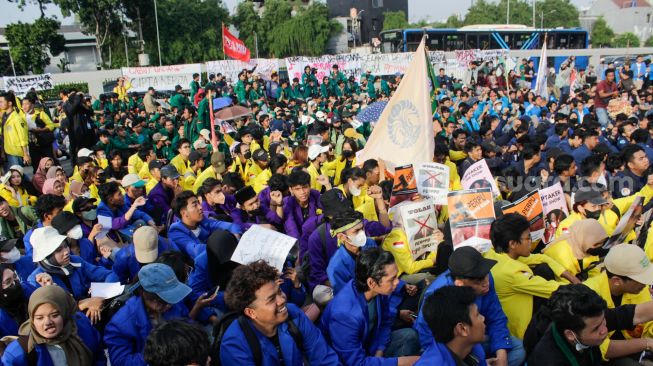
67 225 83 240
596 172 607 187
1 247 20 264
349 184 362 197
572 332 591 352
347 230 367 247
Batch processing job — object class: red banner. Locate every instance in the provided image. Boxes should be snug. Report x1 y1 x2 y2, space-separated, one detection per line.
222 25 250 62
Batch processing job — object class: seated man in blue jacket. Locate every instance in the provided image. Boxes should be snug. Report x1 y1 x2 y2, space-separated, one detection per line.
415 286 488 366
321 248 420 366
168 190 240 258
220 260 340 366
415 246 524 366
113 225 178 284
97 181 157 242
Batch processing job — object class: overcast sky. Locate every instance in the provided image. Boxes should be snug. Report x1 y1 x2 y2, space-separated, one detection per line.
0 0 594 26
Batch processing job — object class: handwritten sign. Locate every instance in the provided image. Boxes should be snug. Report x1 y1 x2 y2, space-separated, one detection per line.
285 54 361 83
3 74 53 97
206 58 280 83
121 64 202 92
231 225 297 271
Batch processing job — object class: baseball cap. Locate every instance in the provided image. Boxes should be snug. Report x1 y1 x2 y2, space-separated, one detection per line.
193 139 207 150
160 165 181 179
148 160 164 171
77 148 93 158
152 133 167 142
51 212 81 236
605 244 653 285
138 263 191 304
308 144 329 161
31 227 68 262
188 150 202 164
252 149 269 162
72 197 97 213
316 111 327 121
211 152 226 174
133 226 159 263
121 174 146 188
8 165 23 176
312 284 334 307
0 236 20 252
320 189 350 217
199 129 211 140
449 246 497 278
574 186 608 206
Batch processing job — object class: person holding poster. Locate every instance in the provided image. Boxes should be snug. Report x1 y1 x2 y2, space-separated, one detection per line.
542 219 608 281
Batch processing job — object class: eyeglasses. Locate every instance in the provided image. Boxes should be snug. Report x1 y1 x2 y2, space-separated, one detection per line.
2 271 19 289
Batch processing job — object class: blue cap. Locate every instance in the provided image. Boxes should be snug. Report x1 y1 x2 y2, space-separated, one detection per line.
138 263 191 304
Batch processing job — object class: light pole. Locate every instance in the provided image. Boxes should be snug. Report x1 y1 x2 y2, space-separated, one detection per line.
154 0 162 66
540 10 556 29
532 0 536 28
507 0 510 25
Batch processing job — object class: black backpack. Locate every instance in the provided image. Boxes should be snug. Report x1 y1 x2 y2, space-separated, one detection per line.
210 311 308 366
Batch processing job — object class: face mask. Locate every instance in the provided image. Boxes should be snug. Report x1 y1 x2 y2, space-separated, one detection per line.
1 247 20 264
584 208 602 220
0 282 23 307
586 246 608 257
572 332 591 352
81 191 91 198
67 225 83 240
81 209 97 221
243 152 252 160
349 184 362 197
347 230 367 247
342 150 354 158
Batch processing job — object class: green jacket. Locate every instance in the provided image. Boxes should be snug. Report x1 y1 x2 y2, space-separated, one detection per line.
197 97 210 126
0 206 37 239
234 80 247 105
190 80 200 101
169 93 189 110
183 117 203 144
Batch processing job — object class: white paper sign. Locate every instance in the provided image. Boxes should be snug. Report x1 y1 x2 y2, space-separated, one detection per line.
231 225 297 271
3 74 53 97
90 282 124 298
461 159 500 198
121 64 202 92
539 183 569 244
206 59 280 83
415 162 450 205
399 200 440 260
96 215 113 239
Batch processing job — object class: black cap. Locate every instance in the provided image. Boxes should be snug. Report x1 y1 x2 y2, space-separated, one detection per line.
72 197 97 213
52 211 81 235
234 186 257 205
320 189 351 217
448 246 497 278
189 151 202 164
161 165 181 179
148 160 164 171
252 149 269 162
0 236 20 252
574 186 608 205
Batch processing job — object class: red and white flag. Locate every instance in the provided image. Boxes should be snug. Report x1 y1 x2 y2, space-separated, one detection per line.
222 24 250 62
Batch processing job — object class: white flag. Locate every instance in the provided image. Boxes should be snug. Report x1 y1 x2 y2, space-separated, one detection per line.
534 39 548 99
357 37 434 170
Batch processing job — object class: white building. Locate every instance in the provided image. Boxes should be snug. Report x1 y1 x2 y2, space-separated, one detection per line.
580 0 653 45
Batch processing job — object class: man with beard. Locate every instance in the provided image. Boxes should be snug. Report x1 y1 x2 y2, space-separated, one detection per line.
232 185 283 232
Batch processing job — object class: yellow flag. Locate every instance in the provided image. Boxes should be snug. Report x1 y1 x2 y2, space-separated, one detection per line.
358 37 434 170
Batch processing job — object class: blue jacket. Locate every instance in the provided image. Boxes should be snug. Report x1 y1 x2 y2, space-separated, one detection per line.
97 200 153 231
282 190 322 239
112 236 179 284
168 218 241 258
0 283 36 338
27 255 118 300
415 270 512 354
321 281 396 366
414 341 487 366
327 245 358 295
2 312 106 366
571 144 592 166
104 295 188 366
23 221 44 260
13 256 35 283
220 304 341 366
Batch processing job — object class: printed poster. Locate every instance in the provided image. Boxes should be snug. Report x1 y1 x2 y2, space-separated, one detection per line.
390 164 418 207
604 196 643 249
501 190 544 242
415 162 449 205
399 200 440 260
447 188 496 253
539 183 569 244
231 225 297 271
461 159 500 198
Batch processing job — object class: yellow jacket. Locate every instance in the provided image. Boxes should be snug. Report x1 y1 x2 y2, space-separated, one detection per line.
169 155 189 178
251 169 272 193
128 154 144 175
246 162 264 183
382 229 435 276
182 168 201 192
542 239 601 280
307 163 326 192
323 157 356 186
337 185 378 222
145 178 158 195
0 185 36 207
444 159 463 191
484 249 561 339
193 166 219 193
19 109 55 131
229 158 252 183
1 111 28 157
449 149 467 163
113 81 132 102
138 163 152 181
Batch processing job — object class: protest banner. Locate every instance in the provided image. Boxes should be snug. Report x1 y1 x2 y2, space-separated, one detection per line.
399 200 440 260
222 24 250 62
415 162 449 205
461 159 500 198
390 164 418 207
539 183 569 244
427 51 447 64
477 49 509 62
231 225 297 271
361 53 414 76
604 196 643 249
448 188 495 252
501 190 545 242
455 49 479 68
206 58 279 82
285 54 361 83
3 74 53 97
121 64 202 92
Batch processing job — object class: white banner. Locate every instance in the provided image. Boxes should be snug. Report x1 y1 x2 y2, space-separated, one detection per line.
206 58 280 83
285 54 361 83
415 162 450 205
361 53 414 77
121 64 202 92
3 74 53 97
539 183 569 244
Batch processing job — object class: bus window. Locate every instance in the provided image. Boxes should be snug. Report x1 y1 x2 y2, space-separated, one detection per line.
444 34 464 51
427 33 444 51
466 34 479 49
380 31 402 53
478 33 492 49
556 34 569 49
568 33 586 49
406 31 424 52
510 33 533 49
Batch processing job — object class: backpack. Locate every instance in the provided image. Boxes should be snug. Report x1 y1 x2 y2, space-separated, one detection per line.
298 223 329 285
97 283 137 332
210 311 308 366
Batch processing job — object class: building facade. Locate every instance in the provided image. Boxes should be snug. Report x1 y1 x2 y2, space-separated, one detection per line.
580 0 653 45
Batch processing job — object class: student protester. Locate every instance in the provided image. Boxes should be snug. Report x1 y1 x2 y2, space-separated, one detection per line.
283 170 322 239
220 260 340 365
112 226 178 284
143 320 210 366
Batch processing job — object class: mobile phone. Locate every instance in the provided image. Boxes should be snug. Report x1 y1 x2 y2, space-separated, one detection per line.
409 313 417 319
213 286 220 297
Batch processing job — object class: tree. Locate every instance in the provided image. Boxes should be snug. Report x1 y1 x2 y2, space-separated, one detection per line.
591 17 614 47
0 49 14 77
382 10 408 31
612 32 640 47
645 36 653 47
464 0 578 28
8 0 53 19
233 2 262 58
535 0 580 28
4 18 65 74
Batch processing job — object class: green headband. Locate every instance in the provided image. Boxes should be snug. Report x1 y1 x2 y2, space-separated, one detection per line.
330 219 362 237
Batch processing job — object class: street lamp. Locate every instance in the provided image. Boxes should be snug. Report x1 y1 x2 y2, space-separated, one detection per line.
507 0 510 25
540 10 557 29
154 0 162 66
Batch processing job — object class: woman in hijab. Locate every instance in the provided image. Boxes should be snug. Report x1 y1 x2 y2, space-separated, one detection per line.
1 285 105 365
542 219 608 281
46 166 67 184
41 178 64 197
32 158 54 194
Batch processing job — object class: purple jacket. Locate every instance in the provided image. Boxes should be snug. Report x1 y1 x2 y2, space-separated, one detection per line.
258 187 272 210
282 189 322 239
230 205 282 232
307 216 391 291
201 194 237 220
97 201 153 230
147 182 174 223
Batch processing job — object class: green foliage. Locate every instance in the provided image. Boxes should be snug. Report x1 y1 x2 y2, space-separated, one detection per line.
591 17 614 47
382 10 408 31
259 0 293 57
612 32 640 47
40 82 89 100
645 36 653 47
463 0 578 28
233 2 261 56
535 0 580 28
8 0 52 18
4 18 65 75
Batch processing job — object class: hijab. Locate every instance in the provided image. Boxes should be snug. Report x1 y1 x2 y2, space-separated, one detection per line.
18 286 92 366
205 230 239 290
42 178 59 195
545 219 607 259
46 166 66 183
33 158 52 193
